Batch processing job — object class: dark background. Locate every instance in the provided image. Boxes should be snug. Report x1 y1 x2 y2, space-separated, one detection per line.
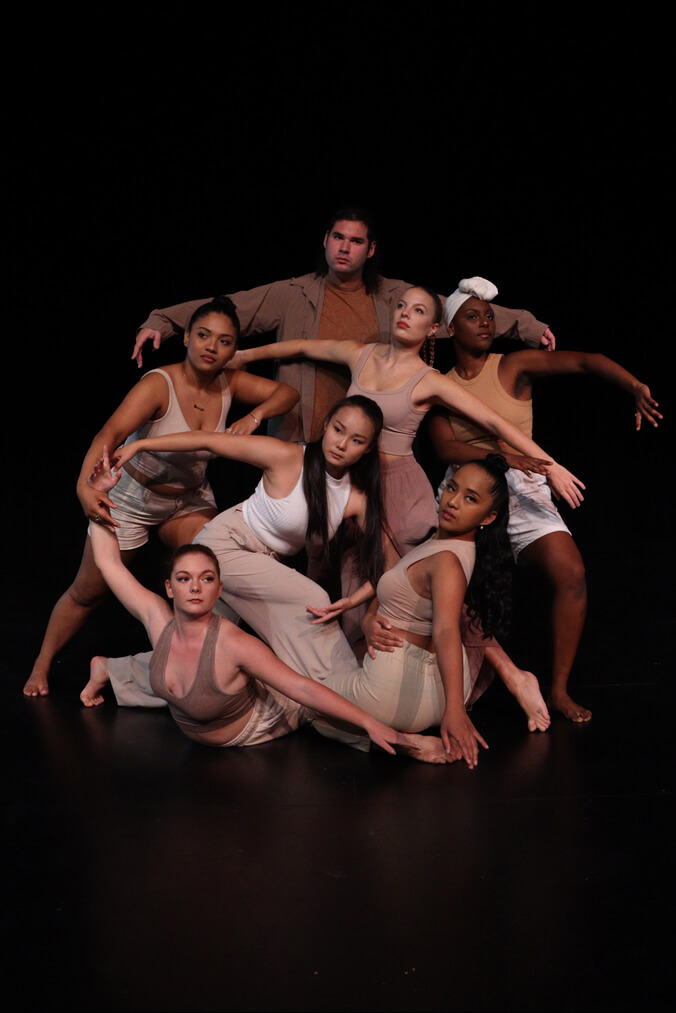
4 14 674 1012
6 10 671 624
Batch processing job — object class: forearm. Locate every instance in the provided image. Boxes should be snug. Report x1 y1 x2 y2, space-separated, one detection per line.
580 353 644 394
435 627 466 715
484 411 552 463
435 438 492 468
88 520 132 603
117 431 225 462
237 338 308 366
295 674 381 736
249 382 299 424
343 581 375 612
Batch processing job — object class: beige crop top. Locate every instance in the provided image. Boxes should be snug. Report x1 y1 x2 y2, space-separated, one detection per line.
447 354 532 451
376 537 476 636
347 344 436 456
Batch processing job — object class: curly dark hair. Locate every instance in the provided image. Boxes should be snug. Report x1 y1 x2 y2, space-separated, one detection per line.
460 455 513 641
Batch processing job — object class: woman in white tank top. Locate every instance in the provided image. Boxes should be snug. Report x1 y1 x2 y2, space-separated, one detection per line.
25 297 298 698
104 397 391 689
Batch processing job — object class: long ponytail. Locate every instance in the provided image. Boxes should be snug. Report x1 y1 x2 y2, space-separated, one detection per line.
462 455 512 640
302 396 384 587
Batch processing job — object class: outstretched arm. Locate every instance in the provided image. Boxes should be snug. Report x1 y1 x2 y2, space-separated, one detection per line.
88 450 171 636
422 372 586 508
113 429 299 481
501 350 662 430
427 411 550 477
232 631 413 755
230 337 363 372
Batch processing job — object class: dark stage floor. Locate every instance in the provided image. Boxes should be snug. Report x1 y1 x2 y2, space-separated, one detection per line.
4 523 673 1013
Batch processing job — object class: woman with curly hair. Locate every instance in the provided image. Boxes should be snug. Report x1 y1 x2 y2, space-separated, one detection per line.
313 456 545 767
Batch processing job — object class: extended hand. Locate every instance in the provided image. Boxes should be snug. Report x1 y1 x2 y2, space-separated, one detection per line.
634 384 662 429
503 452 552 477
365 719 417 756
306 598 352 625
83 445 121 527
546 462 586 509
225 413 259 436
440 709 488 769
131 328 162 369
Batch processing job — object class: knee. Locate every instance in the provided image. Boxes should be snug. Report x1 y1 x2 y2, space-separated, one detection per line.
310 587 331 609
68 583 108 610
553 554 586 597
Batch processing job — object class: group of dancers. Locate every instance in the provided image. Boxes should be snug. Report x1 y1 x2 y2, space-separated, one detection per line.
24 209 661 766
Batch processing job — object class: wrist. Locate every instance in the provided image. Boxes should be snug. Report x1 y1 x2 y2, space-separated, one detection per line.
444 699 465 719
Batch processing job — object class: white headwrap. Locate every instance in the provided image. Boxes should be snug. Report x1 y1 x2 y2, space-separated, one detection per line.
443 276 498 328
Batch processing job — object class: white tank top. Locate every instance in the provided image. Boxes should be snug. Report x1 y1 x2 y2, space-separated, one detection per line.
243 450 352 556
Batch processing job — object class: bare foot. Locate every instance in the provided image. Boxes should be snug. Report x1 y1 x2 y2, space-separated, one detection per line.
23 664 50 697
401 734 450 764
505 669 551 732
550 690 592 723
80 656 110 707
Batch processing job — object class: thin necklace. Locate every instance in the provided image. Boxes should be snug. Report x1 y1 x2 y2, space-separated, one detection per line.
182 364 210 412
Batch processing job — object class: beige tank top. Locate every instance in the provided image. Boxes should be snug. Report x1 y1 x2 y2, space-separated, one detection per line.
447 353 532 451
376 537 476 636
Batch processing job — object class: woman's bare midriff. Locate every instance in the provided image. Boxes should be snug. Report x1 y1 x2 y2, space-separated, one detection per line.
122 461 202 498
387 624 435 654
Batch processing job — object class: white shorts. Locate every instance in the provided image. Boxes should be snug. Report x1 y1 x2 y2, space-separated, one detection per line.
92 468 217 551
438 465 570 560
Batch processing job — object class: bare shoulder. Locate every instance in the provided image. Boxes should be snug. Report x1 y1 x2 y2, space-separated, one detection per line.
428 546 467 589
212 620 261 687
407 545 464 598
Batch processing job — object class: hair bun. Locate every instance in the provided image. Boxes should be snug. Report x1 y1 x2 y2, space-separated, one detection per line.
485 453 509 474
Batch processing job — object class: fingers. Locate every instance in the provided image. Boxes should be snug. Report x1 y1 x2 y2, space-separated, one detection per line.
475 729 489 750
131 340 144 368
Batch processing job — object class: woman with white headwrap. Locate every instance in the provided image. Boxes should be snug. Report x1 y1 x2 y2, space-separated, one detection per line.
429 276 661 722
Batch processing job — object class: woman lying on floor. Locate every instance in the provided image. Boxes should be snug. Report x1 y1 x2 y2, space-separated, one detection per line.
81 448 416 757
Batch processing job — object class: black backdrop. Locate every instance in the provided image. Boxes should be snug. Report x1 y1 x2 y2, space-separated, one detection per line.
7 11 670 595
